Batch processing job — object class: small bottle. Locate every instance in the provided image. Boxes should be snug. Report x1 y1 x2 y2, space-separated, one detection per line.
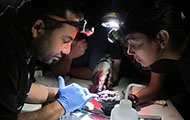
111 99 138 120
111 83 142 120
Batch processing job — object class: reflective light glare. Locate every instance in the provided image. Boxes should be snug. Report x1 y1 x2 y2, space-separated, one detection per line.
107 28 120 43
82 27 94 36
102 19 120 28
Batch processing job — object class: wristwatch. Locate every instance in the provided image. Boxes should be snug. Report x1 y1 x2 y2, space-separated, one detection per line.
128 93 138 108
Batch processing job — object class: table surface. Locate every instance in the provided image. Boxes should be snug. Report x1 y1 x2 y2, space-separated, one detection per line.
22 75 184 120
66 77 184 120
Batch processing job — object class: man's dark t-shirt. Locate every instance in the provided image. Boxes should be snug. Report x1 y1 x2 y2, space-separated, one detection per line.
0 8 32 119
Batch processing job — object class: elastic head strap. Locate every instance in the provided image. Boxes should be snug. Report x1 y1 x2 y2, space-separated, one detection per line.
47 14 67 22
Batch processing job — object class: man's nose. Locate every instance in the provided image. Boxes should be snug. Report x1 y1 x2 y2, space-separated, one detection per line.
62 42 72 55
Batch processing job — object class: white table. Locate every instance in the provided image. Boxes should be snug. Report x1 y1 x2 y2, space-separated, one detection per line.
137 100 183 120
22 74 184 120
65 77 184 120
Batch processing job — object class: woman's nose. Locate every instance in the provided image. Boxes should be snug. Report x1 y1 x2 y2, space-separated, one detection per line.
62 42 72 55
127 46 135 55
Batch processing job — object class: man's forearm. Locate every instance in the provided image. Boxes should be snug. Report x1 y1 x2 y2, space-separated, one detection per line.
26 83 58 104
113 59 121 82
18 101 65 120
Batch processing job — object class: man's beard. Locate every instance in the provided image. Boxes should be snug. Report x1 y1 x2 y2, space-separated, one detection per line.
32 32 53 64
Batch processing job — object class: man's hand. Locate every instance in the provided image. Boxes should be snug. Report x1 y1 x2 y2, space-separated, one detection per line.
57 76 92 115
89 70 104 93
67 39 87 59
89 68 113 93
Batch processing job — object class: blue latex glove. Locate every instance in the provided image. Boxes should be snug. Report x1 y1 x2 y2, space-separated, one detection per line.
57 76 93 115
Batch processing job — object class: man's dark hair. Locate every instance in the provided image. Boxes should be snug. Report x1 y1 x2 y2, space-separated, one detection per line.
17 0 86 31
120 0 189 53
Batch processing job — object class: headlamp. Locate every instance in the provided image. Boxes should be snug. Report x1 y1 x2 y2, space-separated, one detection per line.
47 14 94 36
101 12 124 43
79 19 94 36
107 28 125 43
102 12 120 29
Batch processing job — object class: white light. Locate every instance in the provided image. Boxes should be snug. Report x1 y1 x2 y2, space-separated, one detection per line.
102 19 120 28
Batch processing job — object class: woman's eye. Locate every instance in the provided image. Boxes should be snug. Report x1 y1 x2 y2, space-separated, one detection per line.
128 43 137 50
122 40 129 47
130 44 136 48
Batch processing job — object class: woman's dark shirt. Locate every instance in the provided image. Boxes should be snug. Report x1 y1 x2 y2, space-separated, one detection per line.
178 40 190 95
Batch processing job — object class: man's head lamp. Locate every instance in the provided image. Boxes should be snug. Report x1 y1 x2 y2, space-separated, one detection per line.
101 12 124 43
47 14 94 36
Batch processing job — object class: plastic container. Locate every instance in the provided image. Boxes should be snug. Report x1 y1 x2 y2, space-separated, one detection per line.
111 99 138 120
110 83 142 120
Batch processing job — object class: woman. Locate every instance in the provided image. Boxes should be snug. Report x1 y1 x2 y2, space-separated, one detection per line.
119 0 190 119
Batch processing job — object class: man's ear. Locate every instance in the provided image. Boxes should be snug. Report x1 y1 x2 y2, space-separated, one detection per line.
31 19 45 38
156 30 169 49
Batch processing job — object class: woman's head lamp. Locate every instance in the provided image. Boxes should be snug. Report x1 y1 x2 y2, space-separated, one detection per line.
47 14 94 36
102 12 125 43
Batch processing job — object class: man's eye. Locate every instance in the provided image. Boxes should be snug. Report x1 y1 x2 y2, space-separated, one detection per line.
61 36 73 43
63 40 69 43
62 39 71 43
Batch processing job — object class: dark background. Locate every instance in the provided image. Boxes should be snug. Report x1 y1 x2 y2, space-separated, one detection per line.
1 0 189 24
